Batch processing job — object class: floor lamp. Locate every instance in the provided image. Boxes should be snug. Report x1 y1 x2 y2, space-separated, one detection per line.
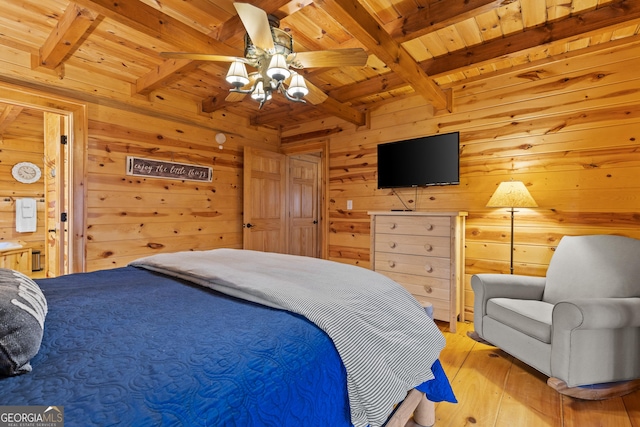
486 181 537 274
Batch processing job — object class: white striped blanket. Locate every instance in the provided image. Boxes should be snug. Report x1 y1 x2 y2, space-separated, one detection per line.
130 249 445 427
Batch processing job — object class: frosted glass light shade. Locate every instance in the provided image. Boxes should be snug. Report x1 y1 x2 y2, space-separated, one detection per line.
286 72 309 99
251 81 272 102
486 181 538 208
225 61 249 87
266 54 290 82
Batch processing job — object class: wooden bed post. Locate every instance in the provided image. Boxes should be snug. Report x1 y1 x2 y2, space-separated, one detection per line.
410 394 435 426
385 389 435 427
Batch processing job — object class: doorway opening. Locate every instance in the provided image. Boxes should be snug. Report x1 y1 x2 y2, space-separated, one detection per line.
0 81 87 275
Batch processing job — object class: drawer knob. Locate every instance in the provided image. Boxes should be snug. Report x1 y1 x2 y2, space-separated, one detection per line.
388 260 396 268
388 242 397 249
425 224 433 231
423 286 433 294
424 244 433 252
424 265 433 273
389 223 397 230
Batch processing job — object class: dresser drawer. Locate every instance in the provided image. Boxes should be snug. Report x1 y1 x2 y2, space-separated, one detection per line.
375 215 451 237
412 295 451 323
374 234 451 257
379 271 450 300
374 252 451 280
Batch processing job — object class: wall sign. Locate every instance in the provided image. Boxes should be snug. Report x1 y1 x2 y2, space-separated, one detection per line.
126 156 212 182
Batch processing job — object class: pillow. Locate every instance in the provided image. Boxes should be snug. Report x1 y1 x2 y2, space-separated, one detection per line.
0 268 48 376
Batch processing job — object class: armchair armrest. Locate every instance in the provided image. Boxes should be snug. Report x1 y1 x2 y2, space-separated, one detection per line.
471 274 546 304
553 298 640 330
551 297 640 386
471 274 546 339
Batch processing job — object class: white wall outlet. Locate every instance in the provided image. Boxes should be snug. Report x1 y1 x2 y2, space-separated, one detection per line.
347 200 353 210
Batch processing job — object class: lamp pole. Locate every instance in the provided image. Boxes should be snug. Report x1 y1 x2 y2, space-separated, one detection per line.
509 207 515 275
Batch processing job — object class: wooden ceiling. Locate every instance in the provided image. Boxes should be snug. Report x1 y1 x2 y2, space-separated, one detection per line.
0 0 639 130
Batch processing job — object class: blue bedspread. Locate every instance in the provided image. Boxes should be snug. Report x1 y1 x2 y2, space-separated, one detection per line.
0 266 453 426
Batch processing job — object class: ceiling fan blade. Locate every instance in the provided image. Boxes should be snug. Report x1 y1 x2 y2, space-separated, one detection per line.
304 81 329 105
225 91 247 102
225 73 259 102
160 52 247 63
288 49 368 68
234 3 275 52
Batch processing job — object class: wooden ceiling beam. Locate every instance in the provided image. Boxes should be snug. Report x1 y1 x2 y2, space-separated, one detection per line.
249 104 302 127
0 105 24 134
281 126 343 144
314 0 449 111
421 0 640 77
312 94 366 126
201 96 230 114
135 59 204 96
38 2 99 70
328 72 407 103
75 0 239 55
249 94 366 127
393 0 498 42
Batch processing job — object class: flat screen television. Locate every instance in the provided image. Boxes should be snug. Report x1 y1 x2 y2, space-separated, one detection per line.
377 131 460 189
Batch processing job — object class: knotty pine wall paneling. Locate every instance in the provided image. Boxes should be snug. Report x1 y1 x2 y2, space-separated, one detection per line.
282 41 640 319
85 103 279 271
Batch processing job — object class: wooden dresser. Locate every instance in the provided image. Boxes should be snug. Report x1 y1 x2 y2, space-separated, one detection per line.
369 211 467 332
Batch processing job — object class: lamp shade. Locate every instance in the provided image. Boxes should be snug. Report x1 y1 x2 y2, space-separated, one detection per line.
266 53 291 82
225 61 249 87
486 181 537 208
286 72 309 99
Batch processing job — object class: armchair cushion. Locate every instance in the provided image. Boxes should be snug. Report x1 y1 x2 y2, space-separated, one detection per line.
543 235 640 304
487 299 553 343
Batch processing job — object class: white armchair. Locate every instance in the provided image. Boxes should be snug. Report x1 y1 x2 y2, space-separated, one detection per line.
471 235 640 398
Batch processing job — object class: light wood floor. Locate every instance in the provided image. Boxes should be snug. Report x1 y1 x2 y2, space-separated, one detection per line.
433 320 640 427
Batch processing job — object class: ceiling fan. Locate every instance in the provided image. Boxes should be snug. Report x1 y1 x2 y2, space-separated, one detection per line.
160 2 368 109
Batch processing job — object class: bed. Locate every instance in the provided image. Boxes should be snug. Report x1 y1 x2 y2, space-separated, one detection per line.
0 249 455 427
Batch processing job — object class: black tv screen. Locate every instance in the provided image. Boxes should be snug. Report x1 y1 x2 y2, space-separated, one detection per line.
377 131 460 188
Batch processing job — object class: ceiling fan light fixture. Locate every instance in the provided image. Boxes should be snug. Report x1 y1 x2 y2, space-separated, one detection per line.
226 60 250 88
266 53 290 82
251 80 272 102
287 73 309 99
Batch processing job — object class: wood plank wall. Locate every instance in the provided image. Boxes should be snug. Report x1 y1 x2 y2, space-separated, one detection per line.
283 40 640 318
85 104 279 271
0 107 46 263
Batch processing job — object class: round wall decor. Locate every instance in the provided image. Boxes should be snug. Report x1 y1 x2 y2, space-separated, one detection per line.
11 162 42 184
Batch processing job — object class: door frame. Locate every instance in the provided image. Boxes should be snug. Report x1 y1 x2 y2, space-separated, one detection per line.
281 139 329 259
0 81 88 273
287 153 321 258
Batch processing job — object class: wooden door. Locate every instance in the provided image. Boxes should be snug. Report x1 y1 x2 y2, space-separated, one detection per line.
43 112 68 277
243 147 287 253
288 155 319 257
